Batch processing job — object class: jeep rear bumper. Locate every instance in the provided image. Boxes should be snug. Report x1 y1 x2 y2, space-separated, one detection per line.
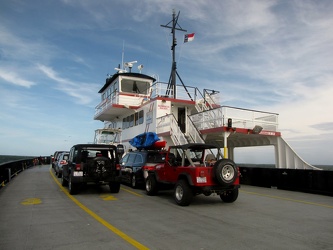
70 175 121 184
196 184 240 195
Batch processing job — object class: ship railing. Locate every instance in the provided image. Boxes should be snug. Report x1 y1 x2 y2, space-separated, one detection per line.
151 82 199 101
94 82 220 118
194 89 221 112
190 106 279 132
150 82 222 111
94 91 150 118
185 117 205 144
157 114 215 157
156 114 188 146
94 92 119 118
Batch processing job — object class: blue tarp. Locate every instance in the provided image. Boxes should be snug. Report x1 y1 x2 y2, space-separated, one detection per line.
129 132 160 149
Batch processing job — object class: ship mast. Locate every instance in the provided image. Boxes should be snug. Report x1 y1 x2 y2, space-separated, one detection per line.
161 9 192 99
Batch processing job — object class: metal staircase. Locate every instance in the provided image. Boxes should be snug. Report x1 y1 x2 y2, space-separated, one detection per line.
156 114 204 146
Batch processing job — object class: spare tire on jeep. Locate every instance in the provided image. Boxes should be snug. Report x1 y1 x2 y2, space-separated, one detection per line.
87 156 113 178
213 159 237 186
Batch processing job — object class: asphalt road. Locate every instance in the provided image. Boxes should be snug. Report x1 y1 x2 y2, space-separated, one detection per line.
0 165 332 250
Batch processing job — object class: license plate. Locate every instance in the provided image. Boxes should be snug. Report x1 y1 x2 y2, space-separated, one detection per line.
73 171 83 177
196 177 207 183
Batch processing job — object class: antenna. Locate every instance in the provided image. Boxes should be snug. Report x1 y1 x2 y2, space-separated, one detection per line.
161 9 189 99
121 41 124 70
138 64 144 73
114 67 126 73
123 61 137 72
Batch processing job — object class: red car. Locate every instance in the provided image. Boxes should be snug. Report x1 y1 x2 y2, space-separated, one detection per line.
145 143 240 206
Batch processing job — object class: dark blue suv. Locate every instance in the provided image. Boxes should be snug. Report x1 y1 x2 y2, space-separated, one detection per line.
120 150 166 188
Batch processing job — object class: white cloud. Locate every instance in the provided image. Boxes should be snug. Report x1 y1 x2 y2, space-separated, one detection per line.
0 68 36 88
37 64 99 105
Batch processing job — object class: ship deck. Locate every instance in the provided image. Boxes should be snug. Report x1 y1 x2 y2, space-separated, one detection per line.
1 165 332 249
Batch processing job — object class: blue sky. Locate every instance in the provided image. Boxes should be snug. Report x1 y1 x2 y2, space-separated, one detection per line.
0 0 332 165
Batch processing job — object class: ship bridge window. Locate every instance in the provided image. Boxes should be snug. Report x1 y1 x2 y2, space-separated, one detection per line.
121 80 150 95
122 110 144 130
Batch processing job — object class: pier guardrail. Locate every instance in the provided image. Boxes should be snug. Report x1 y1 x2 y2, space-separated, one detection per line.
0 157 51 189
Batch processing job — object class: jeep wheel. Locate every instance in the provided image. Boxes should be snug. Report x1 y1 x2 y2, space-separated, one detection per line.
61 174 68 187
131 174 137 189
220 188 239 203
214 159 237 186
174 180 193 206
109 182 120 193
146 175 158 195
69 176 78 195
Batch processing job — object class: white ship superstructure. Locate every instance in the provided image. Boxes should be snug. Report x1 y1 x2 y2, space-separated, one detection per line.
93 10 318 170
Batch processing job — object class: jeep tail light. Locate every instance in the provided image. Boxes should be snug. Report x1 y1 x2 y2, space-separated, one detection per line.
116 164 121 170
75 163 81 171
146 166 155 171
234 167 240 185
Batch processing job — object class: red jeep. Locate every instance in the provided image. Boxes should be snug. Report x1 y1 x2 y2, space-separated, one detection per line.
145 143 240 206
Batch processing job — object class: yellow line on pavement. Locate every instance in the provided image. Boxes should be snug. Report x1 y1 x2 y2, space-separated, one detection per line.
240 190 333 209
50 168 149 250
121 187 144 197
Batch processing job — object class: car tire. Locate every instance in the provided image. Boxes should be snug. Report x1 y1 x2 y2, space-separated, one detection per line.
146 175 158 195
109 182 120 193
69 175 78 195
220 188 239 203
61 174 68 187
214 159 237 186
174 179 193 206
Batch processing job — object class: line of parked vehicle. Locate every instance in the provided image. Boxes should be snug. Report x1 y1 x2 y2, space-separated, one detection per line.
52 151 69 178
51 142 240 206
51 144 162 191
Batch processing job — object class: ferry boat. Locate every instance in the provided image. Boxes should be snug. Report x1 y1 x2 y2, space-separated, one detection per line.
93 10 318 170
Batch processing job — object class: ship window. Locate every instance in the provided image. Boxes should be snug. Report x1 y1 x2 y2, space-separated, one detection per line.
121 79 150 95
122 118 127 129
114 80 118 91
126 116 130 128
129 114 134 127
138 110 144 124
107 88 111 99
135 112 139 126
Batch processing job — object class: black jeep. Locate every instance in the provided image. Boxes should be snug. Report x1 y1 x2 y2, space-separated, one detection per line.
61 144 124 195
